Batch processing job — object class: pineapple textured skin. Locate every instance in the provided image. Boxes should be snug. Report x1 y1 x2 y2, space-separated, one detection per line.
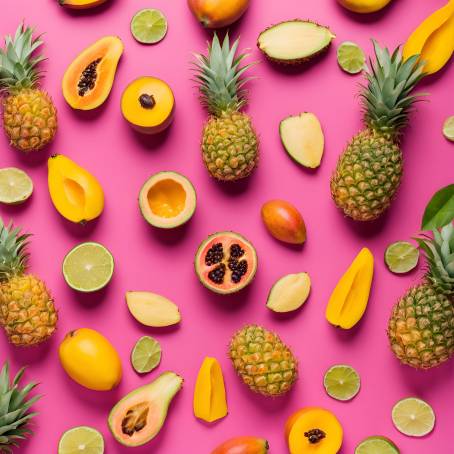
229 325 297 396
3 88 57 152
202 111 258 181
388 284 454 369
0 274 57 346
330 129 403 221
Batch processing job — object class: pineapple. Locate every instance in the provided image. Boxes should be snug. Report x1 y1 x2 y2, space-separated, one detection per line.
330 41 425 221
0 362 40 452
229 325 298 396
388 223 454 369
0 218 57 346
0 24 57 152
194 33 258 182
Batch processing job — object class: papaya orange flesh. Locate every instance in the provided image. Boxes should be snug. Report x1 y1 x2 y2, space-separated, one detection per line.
62 36 123 110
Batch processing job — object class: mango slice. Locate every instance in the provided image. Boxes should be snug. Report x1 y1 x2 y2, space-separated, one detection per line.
403 1 454 75
326 248 374 329
193 357 228 423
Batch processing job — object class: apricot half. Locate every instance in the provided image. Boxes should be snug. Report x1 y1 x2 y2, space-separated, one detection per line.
121 77 175 134
285 407 343 454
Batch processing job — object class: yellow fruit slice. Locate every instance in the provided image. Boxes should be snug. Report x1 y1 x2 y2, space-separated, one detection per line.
193 357 228 423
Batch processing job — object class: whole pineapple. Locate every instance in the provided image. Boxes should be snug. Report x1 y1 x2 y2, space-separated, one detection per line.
388 223 454 369
0 24 57 152
229 325 298 396
0 218 57 346
0 362 40 452
194 34 258 182
331 41 425 221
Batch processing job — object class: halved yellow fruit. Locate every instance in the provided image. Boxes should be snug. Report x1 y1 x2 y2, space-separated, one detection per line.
121 77 175 134
139 171 196 229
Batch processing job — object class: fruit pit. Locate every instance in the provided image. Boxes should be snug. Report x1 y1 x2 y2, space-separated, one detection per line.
304 428 326 444
78 58 101 97
121 402 149 437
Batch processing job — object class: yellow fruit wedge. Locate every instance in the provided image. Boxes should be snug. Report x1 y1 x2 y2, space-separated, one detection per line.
403 1 454 75
193 357 228 423
326 248 374 329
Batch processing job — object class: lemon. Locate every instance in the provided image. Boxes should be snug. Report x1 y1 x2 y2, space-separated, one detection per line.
385 241 419 274
337 41 366 74
131 9 168 44
63 242 114 292
355 436 400 454
131 336 162 374
392 397 435 437
443 116 454 142
323 364 360 401
0 167 33 205
58 426 104 454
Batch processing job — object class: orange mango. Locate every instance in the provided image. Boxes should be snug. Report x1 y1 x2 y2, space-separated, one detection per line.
211 437 269 454
187 0 250 28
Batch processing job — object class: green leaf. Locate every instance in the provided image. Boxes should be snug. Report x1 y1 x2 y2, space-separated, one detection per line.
421 184 454 231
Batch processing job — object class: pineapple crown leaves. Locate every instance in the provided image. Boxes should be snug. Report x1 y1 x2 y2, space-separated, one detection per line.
0 218 30 281
360 40 426 137
417 223 454 295
0 23 44 93
0 362 40 453
193 33 256 117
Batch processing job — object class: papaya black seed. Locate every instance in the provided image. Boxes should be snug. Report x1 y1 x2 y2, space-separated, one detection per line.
77 58 102 97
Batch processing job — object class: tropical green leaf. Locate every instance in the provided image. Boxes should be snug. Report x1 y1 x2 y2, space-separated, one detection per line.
421 184 454 231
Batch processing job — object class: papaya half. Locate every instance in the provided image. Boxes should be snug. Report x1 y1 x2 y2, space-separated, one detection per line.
59 0 108 9
62 36 123 110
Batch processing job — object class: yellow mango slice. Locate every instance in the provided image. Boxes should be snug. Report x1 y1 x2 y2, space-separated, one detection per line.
326 248 374 329
193 357 227 423
403 1 454 75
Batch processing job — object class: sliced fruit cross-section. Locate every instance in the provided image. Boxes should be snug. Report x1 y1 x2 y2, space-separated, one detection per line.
62 36 123 110
323 364 360 401
63 242 114 292
108 371 183 447
355 436 399 454
385 241 419 274
139 172 196 228
337 41 366 74
131 336 162 374
267 272 311 312
0 168 33 205
58 426 104 454
391 397 435 437
280 112 325 168
195 231 257 294
258 20 335 64
131 9 168 44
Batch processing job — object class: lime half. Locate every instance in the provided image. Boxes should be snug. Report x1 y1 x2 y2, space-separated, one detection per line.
63 242 114 292
131 9 168 44
58 426 104 454
323 364 360 401
131 336 162 374
337 41 366 74
392 397 435 437
443 116 454 142
385 241 419 274
0 168 33 205
355 436 400 454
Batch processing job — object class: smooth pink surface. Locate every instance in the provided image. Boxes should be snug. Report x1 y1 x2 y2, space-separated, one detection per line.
1 1 454 453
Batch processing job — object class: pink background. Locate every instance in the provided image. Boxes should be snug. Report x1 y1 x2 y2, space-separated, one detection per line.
1 0 454 452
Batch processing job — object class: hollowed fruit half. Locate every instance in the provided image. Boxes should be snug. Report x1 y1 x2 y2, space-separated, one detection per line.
62 36 123 110
195 231 257 294
121 77 175 134
139 172 196 229
285 407 343 454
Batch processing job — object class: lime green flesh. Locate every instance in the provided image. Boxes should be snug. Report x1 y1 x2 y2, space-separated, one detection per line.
63 242 114 292
323 364 360 401
392 397 435 437
443 116 454 142
131 9 168 44
385 241 419 274
0 167 33 204
355 436 399 454
131 336 162 374
337 41 366 74
58 426 104 454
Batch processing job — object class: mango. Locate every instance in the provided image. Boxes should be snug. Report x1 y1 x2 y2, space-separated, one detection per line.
48 154 104 224
59 0 108 9
193 357 228 423
403 1 454 75
326 248 374 329
261 200 306 245
266 273 311 313
212 437 269 454
337 0 392 14
59 328 122 391
187 0 250 28
285 407 343 454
